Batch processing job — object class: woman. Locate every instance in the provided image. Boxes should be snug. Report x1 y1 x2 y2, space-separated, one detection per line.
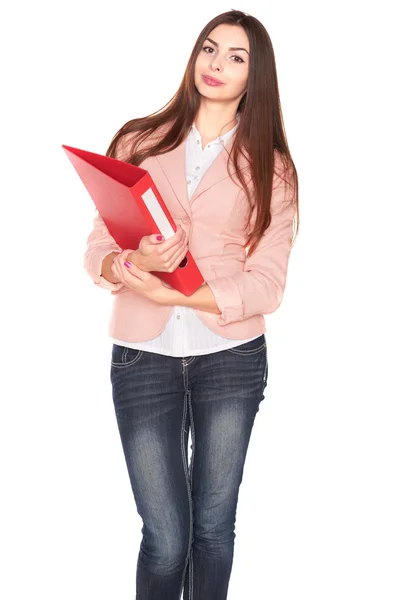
84 9 299 600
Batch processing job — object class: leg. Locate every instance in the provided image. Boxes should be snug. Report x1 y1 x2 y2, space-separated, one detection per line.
183 335 268 600
109 345 193 600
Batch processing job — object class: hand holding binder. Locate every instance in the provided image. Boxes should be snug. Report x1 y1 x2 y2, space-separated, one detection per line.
128 226 189 273
62 144 204 296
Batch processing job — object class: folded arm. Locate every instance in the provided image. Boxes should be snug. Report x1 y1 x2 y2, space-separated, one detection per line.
161 168 296 321
83 211 125 291
204 171 296 325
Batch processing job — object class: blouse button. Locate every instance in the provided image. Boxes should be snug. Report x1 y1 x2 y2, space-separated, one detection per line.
195 166 200 170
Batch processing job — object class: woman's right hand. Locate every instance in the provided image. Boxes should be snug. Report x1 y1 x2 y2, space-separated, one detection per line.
127 225 189 273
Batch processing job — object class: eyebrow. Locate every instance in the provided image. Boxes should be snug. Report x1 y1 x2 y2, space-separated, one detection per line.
205 37 249 55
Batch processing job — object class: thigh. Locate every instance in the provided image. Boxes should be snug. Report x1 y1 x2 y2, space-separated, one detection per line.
109 345 191 548
189 335 268 526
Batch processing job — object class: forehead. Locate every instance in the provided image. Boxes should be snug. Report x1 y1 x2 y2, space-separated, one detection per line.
207 24 249 50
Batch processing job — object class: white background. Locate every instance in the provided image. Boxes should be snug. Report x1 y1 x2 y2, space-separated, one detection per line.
1 1 399 598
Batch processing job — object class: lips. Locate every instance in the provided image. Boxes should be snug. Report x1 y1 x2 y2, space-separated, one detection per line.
202 74 223 85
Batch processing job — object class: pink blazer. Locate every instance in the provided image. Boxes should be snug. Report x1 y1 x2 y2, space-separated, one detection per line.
83 131 296 342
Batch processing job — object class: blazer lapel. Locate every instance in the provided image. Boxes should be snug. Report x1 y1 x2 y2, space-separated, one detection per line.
155 133 251 216
155 136 191 216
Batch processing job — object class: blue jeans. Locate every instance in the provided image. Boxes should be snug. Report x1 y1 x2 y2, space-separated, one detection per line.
110 334 268 600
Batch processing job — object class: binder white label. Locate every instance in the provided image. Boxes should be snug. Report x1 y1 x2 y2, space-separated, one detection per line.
141 188 175 239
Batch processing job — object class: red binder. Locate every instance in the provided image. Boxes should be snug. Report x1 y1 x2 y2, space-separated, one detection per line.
62 144 204 296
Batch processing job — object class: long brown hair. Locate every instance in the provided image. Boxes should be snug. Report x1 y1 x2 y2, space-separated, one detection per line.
105 9 299 258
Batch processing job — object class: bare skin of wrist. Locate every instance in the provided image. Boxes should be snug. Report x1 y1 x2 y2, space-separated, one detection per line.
101 251 121 283
126 249 150 271
101 249 147 285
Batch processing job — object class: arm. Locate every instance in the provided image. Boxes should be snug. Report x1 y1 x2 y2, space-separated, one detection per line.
159 283 222 314
160 167 296 323
101 251 121 284
83 210 126 291
206 170 296 325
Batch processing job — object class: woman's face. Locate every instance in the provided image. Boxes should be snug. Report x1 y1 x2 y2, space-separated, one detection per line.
194 24 250 104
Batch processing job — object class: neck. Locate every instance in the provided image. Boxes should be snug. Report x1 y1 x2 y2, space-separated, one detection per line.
194 99 239 140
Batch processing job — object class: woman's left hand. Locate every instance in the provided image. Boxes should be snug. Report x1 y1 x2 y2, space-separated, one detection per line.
111 249 171 304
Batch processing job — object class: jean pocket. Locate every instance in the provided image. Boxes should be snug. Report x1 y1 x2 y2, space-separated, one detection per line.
111 344 144 368
227 335 266 356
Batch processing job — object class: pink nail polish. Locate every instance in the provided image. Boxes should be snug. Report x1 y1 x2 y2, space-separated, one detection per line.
157 235 163 241
124 261 132 268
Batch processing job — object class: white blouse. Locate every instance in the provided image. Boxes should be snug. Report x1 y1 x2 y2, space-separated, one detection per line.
111 116 259 357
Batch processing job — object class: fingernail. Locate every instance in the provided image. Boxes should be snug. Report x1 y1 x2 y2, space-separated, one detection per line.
157 235 163 241
124 261 132 268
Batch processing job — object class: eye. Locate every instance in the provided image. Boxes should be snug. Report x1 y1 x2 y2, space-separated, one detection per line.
202 46 245 64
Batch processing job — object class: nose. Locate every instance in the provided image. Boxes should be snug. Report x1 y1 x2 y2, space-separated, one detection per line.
210 56 222 72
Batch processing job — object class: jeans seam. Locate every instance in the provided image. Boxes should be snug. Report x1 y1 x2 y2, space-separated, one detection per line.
184 356 196 366
188 388 195 600
178 364 194 600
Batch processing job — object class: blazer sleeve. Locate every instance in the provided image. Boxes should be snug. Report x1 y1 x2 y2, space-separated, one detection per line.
83 133 138 292
207 167 296 326
83 210 125 292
